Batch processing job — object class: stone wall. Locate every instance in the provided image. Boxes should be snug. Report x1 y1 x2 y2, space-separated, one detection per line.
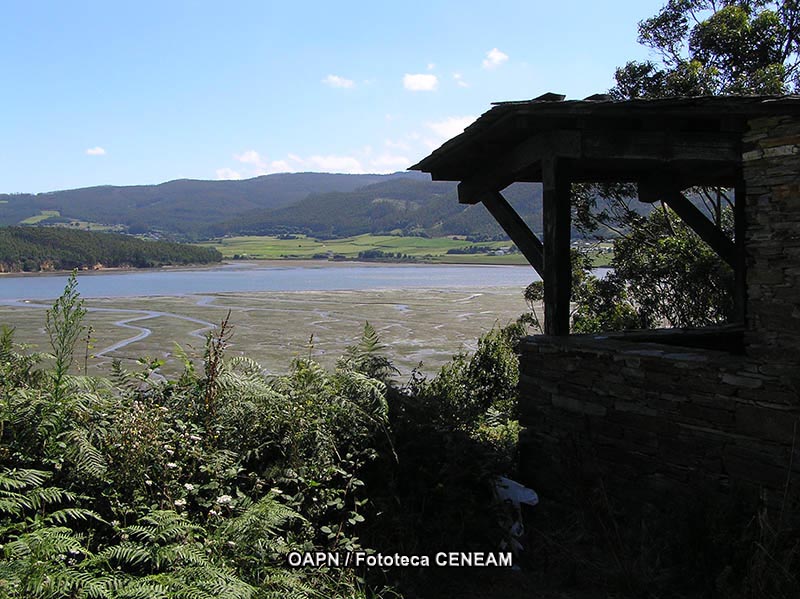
517 334 799 509
743 115 800 380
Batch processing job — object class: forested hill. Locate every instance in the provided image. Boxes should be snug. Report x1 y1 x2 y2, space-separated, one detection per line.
1 171 637 241
210 178 546 239
0 172 425 236
0 227 221 273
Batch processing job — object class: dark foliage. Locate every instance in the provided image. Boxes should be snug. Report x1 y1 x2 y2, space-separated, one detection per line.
0 227 221 272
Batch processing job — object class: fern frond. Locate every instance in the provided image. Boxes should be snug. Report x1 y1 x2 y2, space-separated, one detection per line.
94 542 153 568
62 428 108 479
0 468 51 491
25 485 78 510
154 543 207 569
43 507 103 525
217 493 301 550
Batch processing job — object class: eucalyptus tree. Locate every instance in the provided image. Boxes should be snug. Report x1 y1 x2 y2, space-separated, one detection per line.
613 0 800 99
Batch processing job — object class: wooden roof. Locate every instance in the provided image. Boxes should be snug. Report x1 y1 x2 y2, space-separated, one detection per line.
411 94 800 196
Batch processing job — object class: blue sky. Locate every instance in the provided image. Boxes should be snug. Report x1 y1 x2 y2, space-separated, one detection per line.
1 0 666 193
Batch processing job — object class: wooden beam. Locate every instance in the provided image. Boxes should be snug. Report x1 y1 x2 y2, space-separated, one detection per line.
457 133 551 204
581 129 741 164
542 158 571 336
660 190 736 268
480 190 544 277
457 131 580 204
441 128 741 189
570 162 738 187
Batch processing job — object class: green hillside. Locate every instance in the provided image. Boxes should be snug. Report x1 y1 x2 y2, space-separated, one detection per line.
2 171 649 243
211 178 545 239
0 172 424 236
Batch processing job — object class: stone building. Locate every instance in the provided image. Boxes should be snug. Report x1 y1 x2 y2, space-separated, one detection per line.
411 94 800 508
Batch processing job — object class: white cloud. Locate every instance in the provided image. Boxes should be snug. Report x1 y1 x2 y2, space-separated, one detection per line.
269 160 292 172
403 73 438 91
218 146 411 179
385 138 410 150
86 146 106 156
234 150 263 165
482 47 509 69
426 115 477 140
453 73 469 88
216 167 242 180
307 154 364 173
370 154 410 171
322 74 355 88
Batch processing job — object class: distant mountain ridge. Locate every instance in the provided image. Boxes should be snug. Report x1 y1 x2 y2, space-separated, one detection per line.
1 171 620 241
0 172 428 236
210 178 546 239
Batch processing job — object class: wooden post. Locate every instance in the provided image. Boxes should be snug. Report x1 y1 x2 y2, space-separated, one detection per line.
734 180 747 324
542 158 571 335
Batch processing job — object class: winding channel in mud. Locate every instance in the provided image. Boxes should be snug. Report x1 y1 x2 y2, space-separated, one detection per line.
0 298 217 358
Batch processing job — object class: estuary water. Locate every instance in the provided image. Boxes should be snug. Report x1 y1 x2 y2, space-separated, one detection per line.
0 261 545 301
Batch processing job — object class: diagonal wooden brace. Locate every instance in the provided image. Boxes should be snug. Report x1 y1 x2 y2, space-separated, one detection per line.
638 180 736 268
476 189 544 277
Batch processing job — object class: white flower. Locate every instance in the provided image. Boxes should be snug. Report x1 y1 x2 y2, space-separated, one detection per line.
145 480 153 486
216 494 233 505
184 483 194 491
189 434 201 441
174 498 186 507
166 462 177 469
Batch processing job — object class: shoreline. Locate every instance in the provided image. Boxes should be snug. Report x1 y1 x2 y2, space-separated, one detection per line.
0 261 552 302
0 258 541 279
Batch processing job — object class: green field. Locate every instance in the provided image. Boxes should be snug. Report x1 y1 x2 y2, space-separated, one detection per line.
20 209 60 224
55 220 125 232
202 233 512 259
202 233 613 266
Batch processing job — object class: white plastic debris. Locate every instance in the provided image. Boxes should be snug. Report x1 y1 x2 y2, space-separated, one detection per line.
494 476 539 507
493 476 538 569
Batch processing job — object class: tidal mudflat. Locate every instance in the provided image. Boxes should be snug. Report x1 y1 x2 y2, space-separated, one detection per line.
0 287 531 376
